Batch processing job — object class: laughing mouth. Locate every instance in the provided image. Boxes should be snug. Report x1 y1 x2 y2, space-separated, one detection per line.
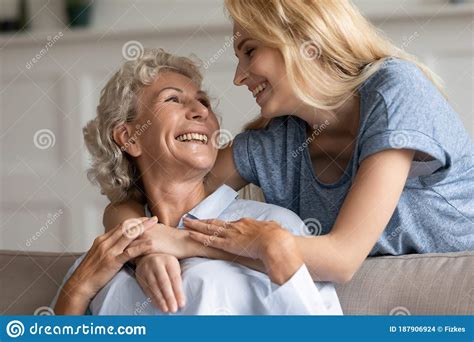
175 132 208 144
252 81 268 97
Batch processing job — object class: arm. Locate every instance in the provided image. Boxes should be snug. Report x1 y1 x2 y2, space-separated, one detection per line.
186 149 415 284
298 149 415 283
103 199 145 233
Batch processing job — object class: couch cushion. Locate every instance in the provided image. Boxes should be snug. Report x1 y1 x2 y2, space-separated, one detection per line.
336 251 474 315
0 250 82 315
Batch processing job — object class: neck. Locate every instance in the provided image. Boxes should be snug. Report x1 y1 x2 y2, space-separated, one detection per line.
143 174 209 227
295 92 360 137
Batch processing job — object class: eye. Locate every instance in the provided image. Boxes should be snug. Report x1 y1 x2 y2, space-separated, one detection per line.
244 47 255 57
199 98 211 108
164 95 180 103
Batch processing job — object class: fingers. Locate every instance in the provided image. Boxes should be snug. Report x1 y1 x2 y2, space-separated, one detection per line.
116 240 153 264
166 261 185 309
112 217 158 252
105 217 149 238
183 218 227 236
154 265 179 313
188 231 228 250
137 273 169 313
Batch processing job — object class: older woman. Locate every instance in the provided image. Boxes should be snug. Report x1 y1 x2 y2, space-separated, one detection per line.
52 48 341 315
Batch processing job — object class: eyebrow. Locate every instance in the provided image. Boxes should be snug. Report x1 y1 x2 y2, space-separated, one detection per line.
155 87 183 97
151 87 209 105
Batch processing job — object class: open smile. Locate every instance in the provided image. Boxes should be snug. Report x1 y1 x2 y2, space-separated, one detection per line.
175 132 209 144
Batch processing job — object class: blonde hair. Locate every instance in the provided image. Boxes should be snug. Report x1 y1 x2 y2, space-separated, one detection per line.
224 0 444 130
83 48 203 203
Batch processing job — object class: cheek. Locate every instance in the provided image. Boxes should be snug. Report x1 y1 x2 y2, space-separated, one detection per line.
255 49 286 81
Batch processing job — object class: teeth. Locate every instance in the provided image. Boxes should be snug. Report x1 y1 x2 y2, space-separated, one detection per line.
176 132 208 144
252 82 268 97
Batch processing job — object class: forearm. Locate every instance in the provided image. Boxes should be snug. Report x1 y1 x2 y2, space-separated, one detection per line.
103 201 145 233
295 234 354 283
54 281 91 315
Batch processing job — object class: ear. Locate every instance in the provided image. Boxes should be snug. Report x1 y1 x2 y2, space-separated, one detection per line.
113 123 142 157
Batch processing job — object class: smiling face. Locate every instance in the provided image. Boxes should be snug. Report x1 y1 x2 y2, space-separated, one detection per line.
131 71 220 178
233 24 303 119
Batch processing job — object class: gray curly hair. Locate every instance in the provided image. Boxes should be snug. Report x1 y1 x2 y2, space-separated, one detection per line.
83 48 203 203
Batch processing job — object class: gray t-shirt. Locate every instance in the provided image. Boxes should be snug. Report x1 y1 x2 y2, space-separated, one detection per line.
233 58 473 256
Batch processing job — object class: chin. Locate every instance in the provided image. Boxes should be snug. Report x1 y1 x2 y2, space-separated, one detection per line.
259 98 287 119
260 107 285 119
186 155 216 172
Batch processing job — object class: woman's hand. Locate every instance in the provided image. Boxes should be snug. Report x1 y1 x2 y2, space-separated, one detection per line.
54 216 157 315
132 223 189 259
183 217 284 259
184 217 304 284
135 253 185 314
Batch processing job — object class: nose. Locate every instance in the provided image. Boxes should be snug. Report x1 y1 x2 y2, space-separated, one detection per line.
233 63 248 86
186 99 209 121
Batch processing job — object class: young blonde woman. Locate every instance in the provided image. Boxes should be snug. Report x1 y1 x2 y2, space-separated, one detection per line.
104 0 474 311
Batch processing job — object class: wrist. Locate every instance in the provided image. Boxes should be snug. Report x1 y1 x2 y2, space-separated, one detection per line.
175 230 197 259
54 281 93 315
178 230 222 259
261 232 304 285
63 274 95 302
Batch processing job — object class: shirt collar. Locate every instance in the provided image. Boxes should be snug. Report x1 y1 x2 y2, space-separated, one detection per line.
145 184 238 228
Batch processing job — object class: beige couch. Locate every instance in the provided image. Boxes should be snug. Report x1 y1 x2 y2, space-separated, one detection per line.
1 249 473 315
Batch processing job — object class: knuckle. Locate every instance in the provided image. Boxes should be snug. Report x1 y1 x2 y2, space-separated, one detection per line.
93 236 104 246
169 273 182 284
121 249 132 259
97 246 109 259
163 254 175 263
